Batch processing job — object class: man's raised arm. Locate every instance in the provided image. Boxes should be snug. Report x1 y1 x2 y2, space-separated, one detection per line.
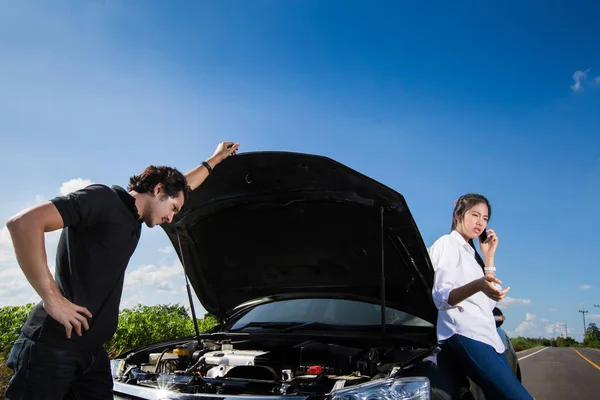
184 141 240 191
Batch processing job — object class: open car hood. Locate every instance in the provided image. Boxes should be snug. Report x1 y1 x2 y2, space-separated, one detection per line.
162 152 437 325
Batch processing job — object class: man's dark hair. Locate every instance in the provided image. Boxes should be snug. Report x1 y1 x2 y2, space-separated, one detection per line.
128 165 191 204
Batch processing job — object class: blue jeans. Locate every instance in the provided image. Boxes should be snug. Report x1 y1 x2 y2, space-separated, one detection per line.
4 333 113 400
444 334 533 400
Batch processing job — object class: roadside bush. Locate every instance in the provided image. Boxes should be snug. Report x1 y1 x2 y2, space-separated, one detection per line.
105 304 218 358
556 336 579 347
510 336 555 352
1 303 217 396
583 323 600 348
0 303 35 355
510 337 542 352
0 303 36 397
582 338 600 349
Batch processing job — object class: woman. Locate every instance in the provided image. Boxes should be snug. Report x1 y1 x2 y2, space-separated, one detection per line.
429 193 533 400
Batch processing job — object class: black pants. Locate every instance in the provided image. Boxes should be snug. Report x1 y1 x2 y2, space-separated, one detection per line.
5 333 113 400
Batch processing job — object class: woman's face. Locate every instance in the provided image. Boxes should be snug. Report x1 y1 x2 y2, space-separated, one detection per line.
457 202 489 239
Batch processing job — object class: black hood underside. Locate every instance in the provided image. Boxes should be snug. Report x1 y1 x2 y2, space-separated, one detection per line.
162 152 436 324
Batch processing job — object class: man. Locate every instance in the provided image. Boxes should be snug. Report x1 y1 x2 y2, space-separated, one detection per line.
4 141 240 400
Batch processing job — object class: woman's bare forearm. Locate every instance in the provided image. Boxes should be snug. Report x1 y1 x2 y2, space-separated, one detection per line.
448 279 483 306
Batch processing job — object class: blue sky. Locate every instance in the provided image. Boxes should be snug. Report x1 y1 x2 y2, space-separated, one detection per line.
1 0 599 340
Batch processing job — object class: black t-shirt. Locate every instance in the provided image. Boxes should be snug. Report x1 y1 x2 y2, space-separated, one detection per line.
22 184 142 350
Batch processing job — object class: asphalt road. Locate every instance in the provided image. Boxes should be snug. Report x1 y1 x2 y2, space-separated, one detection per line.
518 347 600 399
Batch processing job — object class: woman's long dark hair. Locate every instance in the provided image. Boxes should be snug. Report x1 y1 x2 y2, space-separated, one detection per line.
451 194 492 271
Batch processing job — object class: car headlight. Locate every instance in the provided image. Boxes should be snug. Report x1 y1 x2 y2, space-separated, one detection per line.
110 359 126 379
330 377 430 400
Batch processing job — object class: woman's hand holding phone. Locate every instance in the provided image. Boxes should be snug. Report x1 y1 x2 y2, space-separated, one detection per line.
480 229 498 259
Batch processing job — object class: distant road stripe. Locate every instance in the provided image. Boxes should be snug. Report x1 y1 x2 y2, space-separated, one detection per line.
518 347 547 360
516 346 544 355
574 349 600 371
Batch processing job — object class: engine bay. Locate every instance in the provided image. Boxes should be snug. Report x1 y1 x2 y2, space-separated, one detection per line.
112 336 434 396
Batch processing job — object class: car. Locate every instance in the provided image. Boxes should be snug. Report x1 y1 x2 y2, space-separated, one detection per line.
110 151 521 400
494 307 521 382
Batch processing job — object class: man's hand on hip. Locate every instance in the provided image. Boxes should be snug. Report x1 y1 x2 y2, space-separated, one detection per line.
43 295 93 339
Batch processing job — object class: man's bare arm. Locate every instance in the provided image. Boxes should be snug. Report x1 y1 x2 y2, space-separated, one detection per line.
6 202 92 338
7 202 64 300
184 142 240 191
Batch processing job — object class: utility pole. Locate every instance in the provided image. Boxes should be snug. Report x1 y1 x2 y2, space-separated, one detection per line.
557 322 568 338
579 307 588 339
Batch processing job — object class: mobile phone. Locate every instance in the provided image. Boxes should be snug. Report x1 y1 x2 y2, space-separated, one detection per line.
479 229 488 243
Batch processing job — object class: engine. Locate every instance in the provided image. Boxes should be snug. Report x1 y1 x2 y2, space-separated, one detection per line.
112 338 433 396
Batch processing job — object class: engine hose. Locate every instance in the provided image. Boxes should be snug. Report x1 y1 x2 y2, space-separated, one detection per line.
154 348 170 373
184 356 206 375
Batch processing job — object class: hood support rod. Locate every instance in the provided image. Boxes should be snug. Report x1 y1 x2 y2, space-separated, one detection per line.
177 232 201 339
380 206 387 350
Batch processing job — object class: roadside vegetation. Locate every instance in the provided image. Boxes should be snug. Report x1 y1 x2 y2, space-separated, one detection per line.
510 336 578 351
2 303 599 395
509 322 600 351
582 322 600 349
0 303 218 397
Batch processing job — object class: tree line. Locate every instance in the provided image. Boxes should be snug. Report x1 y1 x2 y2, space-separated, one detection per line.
1 303 599 395
0 303 217 396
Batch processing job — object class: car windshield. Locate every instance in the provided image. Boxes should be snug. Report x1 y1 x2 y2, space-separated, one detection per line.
229 298 433 331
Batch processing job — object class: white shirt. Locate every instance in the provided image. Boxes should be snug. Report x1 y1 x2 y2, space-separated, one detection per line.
428 230 505 353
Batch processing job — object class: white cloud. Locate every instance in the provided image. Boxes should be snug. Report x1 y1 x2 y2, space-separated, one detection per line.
120 294 146 310
59 178 94 196
0 226 15 265
570 68 591 92
0 226 37 306
595 76 600 84
577 284 591 290
498 297 531 308
588 314 600 320
0 268 38 301
0 266 43 306
549 308 558 312
158 247 173 254
544 321 575 338
509 312 562 338
0 178 87 306
511 312 538 336
0 281 40 305
124 260 184 294
0 228 62 306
